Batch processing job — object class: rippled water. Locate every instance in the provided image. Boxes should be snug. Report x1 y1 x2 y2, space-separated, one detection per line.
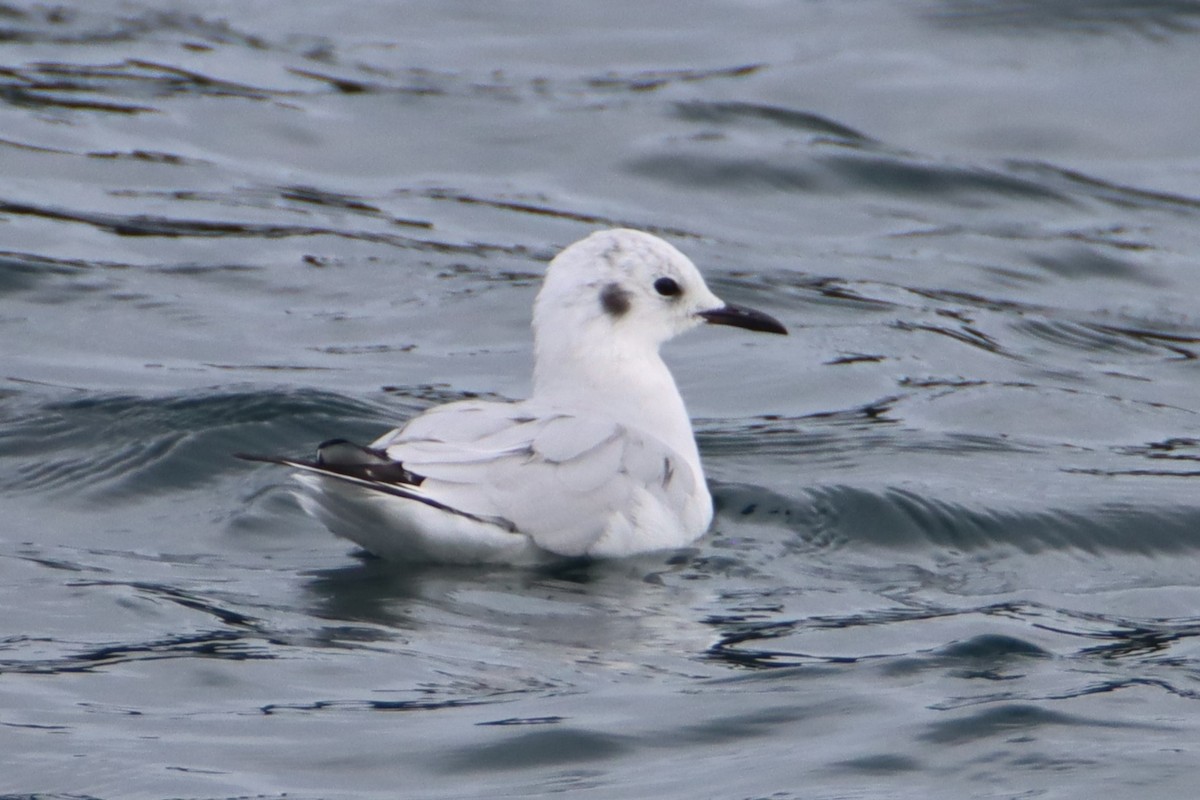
3 2 1200 798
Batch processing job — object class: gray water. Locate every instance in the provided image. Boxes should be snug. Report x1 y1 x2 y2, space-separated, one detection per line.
3 2 1200 798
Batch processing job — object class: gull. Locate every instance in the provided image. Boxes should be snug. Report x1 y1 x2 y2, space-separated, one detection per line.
240 229 786 563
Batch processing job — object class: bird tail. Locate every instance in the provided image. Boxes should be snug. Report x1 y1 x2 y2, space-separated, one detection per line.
235 439 515 530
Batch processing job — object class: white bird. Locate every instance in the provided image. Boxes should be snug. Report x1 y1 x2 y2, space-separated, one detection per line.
241 229 786 564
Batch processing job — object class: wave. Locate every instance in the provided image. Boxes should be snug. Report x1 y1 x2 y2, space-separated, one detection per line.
0 387 397 500
6 385 1199 556
631 99 1200 221
926 0 1200 38
713 481 1200 554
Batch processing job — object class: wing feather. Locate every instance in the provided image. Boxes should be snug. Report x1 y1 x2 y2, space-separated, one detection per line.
376 400 701 556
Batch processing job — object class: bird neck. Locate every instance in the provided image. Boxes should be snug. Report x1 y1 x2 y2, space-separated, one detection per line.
531 335 701 468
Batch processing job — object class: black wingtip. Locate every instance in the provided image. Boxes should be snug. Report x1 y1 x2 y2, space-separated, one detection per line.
237 444 425 486
236 451 508 532
315 439 393 467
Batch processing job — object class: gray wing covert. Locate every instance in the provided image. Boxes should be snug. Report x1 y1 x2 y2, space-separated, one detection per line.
380 403 694 556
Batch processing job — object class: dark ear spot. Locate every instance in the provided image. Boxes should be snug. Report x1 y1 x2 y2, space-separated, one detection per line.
600 282 632 317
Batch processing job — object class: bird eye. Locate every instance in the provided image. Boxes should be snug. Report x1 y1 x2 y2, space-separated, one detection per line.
654 277 681 297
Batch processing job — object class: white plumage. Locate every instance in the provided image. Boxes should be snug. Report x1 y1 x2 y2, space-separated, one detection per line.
245 229 786 563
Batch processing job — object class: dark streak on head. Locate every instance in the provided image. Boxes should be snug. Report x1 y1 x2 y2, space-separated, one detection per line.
600 243 623 267
600 282 632 317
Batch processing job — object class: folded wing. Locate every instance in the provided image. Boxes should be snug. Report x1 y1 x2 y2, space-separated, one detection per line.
370 400 705 556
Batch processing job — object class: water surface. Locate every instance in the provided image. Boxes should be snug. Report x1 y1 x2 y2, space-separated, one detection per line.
2 2 1200 798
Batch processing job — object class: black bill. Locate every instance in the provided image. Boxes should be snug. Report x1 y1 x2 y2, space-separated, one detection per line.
699 303 788 335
